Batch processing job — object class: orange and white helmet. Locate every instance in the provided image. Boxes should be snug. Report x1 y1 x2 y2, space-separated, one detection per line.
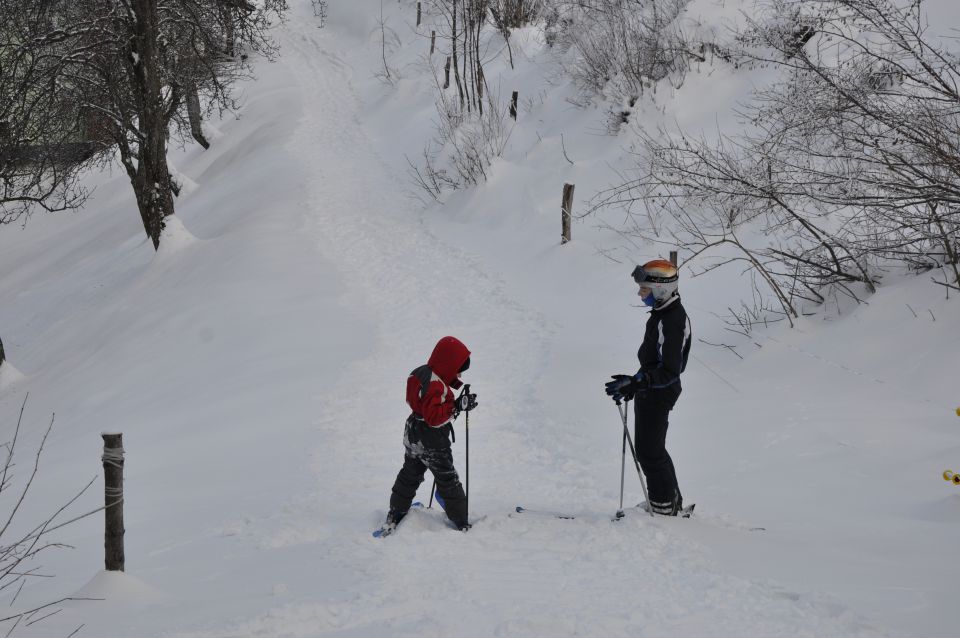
631 259 679 306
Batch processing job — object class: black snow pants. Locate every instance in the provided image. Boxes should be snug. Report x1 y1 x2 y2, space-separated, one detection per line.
390 415 468 527
634 385 682 512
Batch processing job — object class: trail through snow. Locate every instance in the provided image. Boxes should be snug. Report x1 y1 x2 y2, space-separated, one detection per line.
165 10 895 637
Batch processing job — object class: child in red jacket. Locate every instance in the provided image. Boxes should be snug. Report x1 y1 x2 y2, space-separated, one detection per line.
385 336 477 533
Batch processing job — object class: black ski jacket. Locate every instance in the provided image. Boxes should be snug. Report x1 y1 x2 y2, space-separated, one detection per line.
638 295 692 390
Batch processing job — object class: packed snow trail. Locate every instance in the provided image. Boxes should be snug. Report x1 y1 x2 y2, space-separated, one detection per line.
164 3 894 637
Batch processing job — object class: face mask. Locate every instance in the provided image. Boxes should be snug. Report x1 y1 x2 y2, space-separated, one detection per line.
642 292 657 307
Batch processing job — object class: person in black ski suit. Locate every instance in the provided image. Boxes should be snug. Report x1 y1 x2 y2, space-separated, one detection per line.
605 259 692 515
386 336 477 532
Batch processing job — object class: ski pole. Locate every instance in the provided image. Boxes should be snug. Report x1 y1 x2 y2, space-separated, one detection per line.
428 478 436 508
618 426 626 518
616 399 653 518
465 397 470 523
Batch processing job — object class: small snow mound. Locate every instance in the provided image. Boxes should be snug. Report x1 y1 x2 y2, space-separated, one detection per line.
204 122 225 142
169 163 200 196
156 215 198 256
72 570 165 605
0 361 25 390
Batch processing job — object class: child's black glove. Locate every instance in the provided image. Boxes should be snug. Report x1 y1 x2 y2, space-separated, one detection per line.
457 390 478 413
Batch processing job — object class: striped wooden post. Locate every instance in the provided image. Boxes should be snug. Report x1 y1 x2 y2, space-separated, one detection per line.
102 433 125 571
561 183 575 244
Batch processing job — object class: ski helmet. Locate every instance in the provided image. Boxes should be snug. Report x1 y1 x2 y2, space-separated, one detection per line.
632 259 679 306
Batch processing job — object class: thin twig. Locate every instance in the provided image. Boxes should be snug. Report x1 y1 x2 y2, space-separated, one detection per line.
691 354 741 393
932 277 960 292
25 608 61 626
561 133 574 165
697 338 744 359
0 598 103 625
9 581 24 607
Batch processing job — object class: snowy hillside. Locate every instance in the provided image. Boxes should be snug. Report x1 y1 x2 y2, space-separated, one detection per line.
0 1 957 636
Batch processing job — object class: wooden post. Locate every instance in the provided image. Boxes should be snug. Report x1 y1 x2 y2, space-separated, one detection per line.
509 91 518 120
430 30 436 55
669 250 678 266
561 183 575 244
444 56 451 89
416 2 421 27
102 433 125 571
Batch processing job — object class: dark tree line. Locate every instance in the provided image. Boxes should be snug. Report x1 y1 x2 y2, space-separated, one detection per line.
0 0 286 249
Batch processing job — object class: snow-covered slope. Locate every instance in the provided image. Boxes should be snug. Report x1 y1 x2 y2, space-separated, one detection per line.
0 1 956 636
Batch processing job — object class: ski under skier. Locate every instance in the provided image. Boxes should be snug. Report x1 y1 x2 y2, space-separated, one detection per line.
382 336 478 535
605 259 692 516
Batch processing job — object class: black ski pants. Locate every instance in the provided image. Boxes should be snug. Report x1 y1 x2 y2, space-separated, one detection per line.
390 415 467 527
634 385 682 508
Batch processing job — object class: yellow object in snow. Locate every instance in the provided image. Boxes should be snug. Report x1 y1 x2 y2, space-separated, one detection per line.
944 470 960 485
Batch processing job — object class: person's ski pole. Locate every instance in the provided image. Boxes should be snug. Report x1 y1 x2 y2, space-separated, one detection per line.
618 427 627 518
428 479 436 508
616 398 653 518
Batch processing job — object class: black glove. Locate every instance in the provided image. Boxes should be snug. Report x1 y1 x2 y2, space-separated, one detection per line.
604 373 646 402
455 387 478 414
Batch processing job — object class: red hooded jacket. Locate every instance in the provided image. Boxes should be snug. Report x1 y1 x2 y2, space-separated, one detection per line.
406 336 471 427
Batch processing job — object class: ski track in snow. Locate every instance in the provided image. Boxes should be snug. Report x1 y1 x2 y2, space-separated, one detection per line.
170 8 894 638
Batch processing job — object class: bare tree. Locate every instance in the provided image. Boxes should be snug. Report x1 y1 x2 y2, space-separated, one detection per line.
593 0 960 323
3 0 285 249
0 0 107 226
735 0 960 288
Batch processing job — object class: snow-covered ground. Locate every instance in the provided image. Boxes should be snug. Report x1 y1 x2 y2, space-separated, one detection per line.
0 1 957 636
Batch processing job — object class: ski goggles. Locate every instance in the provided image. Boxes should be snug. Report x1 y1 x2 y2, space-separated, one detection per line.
631 265 677 285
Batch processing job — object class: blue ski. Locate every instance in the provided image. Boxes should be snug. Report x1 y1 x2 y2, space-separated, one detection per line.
372 502 423 538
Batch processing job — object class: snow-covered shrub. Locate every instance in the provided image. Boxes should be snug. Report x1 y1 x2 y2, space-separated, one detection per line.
493 0 549 27
0 397 99 634
552 0 697 105
410 85 513 200
409 1 515 198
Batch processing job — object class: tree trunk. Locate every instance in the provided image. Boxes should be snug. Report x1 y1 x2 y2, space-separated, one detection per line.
186 82 210 149
132 146 176 250
222 5 236 56
452 0 464 106
130 0 176 250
